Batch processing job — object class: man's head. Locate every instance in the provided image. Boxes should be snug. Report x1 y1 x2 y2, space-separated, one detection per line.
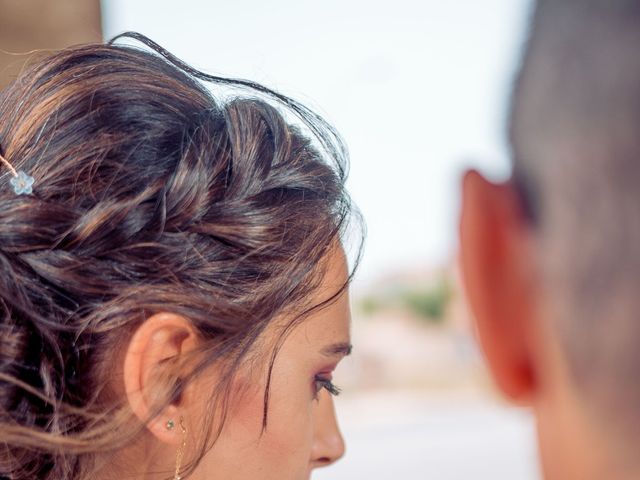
460 1 640 478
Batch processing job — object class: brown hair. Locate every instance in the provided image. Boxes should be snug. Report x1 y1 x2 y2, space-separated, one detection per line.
0 33 362 479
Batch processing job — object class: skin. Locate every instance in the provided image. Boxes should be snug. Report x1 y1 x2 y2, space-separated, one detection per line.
101 247 351 480
459 171 636 480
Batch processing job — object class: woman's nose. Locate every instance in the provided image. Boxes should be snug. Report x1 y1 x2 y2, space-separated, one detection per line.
310 392 346 468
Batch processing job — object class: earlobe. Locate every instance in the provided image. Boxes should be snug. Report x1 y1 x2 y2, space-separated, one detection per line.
459 170 537 405
122 312 197 444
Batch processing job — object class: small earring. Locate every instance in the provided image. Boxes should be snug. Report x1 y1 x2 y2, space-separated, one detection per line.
172 416 187 480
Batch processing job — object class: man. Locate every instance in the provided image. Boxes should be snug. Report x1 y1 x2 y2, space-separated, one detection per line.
460 1 640 478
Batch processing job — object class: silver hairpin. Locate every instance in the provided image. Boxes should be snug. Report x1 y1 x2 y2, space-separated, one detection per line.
0 152 34 195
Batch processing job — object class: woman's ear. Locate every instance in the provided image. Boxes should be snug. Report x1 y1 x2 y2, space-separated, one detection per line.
122 312 199 445
459 169 539 405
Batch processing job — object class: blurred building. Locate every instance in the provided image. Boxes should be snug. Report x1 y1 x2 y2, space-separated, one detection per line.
0 0 101 89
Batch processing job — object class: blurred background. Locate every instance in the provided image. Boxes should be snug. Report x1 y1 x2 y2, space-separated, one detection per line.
0 1 540 478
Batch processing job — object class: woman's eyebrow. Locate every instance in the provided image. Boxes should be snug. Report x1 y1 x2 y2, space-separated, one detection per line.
321 342 353 357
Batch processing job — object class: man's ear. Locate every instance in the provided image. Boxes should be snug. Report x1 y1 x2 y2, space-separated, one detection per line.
122 312 200 445
459 169 538 404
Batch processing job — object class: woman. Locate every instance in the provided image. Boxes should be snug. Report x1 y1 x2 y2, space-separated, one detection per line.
0 33 362 480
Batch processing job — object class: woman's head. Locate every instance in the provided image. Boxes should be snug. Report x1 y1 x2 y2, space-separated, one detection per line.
0 33 361 479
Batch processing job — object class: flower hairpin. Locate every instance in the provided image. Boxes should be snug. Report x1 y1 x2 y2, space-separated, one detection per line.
0 152 34 195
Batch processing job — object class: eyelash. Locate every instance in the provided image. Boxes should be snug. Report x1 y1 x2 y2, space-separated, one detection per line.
313 376 342 399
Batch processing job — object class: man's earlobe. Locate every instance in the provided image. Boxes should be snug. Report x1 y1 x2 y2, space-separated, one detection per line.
459 169 537 405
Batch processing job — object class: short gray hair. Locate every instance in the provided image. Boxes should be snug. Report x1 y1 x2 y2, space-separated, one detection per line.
510 0 640 437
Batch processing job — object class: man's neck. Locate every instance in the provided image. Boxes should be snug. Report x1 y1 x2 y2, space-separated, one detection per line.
535 388 639 480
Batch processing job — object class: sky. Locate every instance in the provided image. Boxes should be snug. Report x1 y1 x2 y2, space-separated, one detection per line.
102 0 533 287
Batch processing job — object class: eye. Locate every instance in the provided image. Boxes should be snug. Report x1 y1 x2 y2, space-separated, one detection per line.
313 375 342 399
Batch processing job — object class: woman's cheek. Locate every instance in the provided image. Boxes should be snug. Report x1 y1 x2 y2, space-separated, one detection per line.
261 377 316 453
224 373 314 452
224 379 268 439
259 407 316 480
